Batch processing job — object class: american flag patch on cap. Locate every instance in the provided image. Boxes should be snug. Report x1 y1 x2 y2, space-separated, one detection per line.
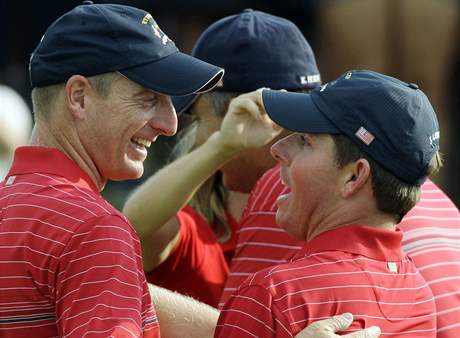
355 126 375 145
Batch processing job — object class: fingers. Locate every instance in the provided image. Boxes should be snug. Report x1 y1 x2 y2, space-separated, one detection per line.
233 96 263 121
343 326 381 338
321 313 381 338
228 88 266 118
293 313 381 338
318 312 354 332
294 313 354 338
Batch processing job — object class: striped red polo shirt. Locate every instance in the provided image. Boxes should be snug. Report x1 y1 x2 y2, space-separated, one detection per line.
222 165 460 337
0 147 159 337
399 179 460 337
216 225 436 337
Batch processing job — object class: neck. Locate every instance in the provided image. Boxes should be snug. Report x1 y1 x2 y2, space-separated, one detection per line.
306 200 397 242
227 191 249 221
30 118 106 191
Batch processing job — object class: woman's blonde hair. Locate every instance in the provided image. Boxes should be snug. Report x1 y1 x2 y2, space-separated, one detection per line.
170 91 240 242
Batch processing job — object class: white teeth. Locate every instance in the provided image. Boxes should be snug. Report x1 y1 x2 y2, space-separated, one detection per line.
132 137 152 148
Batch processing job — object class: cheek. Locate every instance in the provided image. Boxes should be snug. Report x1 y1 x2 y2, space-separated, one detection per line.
289 163 311 197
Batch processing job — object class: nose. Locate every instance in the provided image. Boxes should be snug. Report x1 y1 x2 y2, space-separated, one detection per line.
149 96 178 136
270 137 289 165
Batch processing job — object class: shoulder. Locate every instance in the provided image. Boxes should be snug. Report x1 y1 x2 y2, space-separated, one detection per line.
400 178 460 233
238 257 308 293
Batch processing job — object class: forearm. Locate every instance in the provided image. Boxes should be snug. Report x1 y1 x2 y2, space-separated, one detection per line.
123 132 239 239
149 283 381 338
148 283 219 338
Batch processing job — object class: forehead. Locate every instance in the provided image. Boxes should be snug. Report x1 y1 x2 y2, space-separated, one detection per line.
111 75 152 96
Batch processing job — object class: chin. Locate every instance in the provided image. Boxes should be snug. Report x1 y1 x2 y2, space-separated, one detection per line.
276 213 304 241
128 168 144 180
110 165 144 181
275 212 288 231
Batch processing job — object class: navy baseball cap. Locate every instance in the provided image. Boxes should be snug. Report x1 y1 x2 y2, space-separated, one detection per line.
29 2 224 96
263 70 440 186
173 9 321 113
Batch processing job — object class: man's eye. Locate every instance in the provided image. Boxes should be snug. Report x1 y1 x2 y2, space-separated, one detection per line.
143 97 158 106
300 134 310 145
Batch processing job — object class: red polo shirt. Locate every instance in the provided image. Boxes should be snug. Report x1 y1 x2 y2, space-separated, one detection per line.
146 205 238 307
399 179 460 337
222 164 460 337
0 147 159 337
216 225 436 337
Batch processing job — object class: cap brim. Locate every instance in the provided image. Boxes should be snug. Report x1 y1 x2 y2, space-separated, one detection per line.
262 89 340 134
172 93 198 114
120 51 224 96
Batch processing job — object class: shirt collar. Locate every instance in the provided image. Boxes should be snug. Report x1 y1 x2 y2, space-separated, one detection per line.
294 224 404 262
7 146 99 193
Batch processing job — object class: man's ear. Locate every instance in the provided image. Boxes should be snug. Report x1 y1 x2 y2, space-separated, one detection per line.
65 75 92 120
341 158 371 198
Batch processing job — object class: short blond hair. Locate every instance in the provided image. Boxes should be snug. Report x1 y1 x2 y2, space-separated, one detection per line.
31 72 120 118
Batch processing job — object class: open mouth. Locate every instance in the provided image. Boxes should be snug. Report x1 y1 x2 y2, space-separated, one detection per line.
131 137 152 148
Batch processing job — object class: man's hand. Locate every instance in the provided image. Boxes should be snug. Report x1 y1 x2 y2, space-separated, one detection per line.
214 89 282 152
294 313 381 338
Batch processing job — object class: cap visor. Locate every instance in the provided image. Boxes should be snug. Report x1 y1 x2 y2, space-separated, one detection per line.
120 51 224 96
172 93 198 114
262 89 340 134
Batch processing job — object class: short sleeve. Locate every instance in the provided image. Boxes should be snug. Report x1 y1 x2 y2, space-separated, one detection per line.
55 215 159 338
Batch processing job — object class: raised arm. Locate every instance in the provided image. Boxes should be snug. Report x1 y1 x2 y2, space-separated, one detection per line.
123 90 281 271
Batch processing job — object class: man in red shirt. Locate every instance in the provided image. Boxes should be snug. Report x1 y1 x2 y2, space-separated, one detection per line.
216 70 440 337
0 2 223 337
223 165 460 337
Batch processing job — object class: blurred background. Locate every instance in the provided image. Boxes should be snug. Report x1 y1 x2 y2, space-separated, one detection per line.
1 0 459 209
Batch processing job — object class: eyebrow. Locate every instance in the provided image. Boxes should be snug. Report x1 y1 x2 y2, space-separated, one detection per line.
302 133 315 144
133 89 157 98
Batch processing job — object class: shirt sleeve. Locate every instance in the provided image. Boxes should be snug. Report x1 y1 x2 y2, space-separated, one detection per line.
54 214 159 338
215 284 293 338
154 206 205 274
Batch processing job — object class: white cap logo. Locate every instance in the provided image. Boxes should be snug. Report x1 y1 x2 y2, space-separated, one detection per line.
142 13 170 45
300 74 321 86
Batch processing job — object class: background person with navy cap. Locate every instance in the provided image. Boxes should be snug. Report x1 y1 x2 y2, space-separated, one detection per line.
215 70 440 337
123 8 322 307
0 1 224 337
